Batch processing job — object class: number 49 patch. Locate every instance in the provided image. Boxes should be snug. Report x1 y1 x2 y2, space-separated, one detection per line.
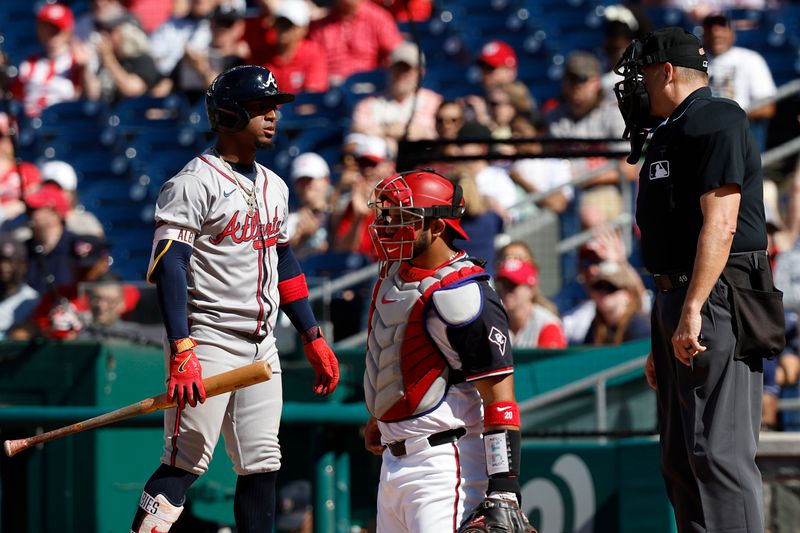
488 326 507 356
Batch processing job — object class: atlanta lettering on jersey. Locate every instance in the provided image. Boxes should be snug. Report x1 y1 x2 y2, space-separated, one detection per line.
209 206 283 248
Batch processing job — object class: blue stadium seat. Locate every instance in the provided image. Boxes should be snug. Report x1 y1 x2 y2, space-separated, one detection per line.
108 95 190 133
278 87 350 130
341 69 387 107
37 100 110 128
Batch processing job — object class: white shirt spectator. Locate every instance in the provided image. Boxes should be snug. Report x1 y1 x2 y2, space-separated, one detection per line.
707 46 776 111
510 158 574 203
16 51 80 117
475 165 519 210
149 17 212 76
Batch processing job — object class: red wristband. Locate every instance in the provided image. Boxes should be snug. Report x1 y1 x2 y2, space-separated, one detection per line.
278 274 309 304
485 401 520 427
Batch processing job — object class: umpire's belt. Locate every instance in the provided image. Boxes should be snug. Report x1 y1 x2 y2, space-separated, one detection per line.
386 427 467 457
653 272 691 292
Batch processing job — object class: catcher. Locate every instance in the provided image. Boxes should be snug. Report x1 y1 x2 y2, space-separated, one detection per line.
363 170 536 533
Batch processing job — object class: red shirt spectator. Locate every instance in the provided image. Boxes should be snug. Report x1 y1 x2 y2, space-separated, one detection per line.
309 0 402 85
256 0 329 94
374 0 432 22
124 0 173 34
14 4 84 117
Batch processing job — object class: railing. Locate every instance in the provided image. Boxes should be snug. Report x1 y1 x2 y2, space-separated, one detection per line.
310 79 800 344
518 355 648 433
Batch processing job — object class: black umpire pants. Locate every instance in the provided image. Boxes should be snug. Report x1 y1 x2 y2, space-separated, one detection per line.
651 278 764 533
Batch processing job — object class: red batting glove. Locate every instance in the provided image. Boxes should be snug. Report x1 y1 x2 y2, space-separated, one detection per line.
303 333 340 396
168 337 207 409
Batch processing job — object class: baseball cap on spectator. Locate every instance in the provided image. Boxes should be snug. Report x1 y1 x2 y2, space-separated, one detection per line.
457 121 492 140
478 40 517 70
640 27 708 73
564 51 601 82
24 183 70 218
354 135 389 163
390 41 424 68
72 235 110 268
212 3 244 25
274 0 310 27
276 480 312 531
702 10 730 27
495 258 538 287
291 153 330 181
0 233 26 262
40 160 78 192
38 3 75 32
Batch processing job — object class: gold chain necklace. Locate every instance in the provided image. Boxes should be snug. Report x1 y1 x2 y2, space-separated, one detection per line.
213 148 258 217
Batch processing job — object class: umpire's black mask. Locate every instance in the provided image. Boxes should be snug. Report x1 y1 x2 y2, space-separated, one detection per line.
613 27 709 163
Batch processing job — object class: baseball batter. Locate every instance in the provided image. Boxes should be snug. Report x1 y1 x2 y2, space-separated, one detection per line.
363 170 535 533
131 65 339 533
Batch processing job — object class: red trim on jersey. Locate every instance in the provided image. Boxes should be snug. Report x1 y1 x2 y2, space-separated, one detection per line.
379 264 485 422
253 245 266 336
197 154 238 187
278 274 309 304
485 401 521 427
452 442 462 533
465 367 514 382
169 406 184 466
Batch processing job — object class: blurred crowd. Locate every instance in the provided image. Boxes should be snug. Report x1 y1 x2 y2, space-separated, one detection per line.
1 0 800 430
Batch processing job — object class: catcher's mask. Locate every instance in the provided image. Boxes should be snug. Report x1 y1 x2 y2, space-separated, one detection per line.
368 170 467 273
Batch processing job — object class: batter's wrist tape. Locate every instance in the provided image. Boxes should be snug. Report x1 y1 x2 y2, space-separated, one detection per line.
170 337 197 354
300 325 323 344
278 274 309 304
485 401 521 427
483 429 522 477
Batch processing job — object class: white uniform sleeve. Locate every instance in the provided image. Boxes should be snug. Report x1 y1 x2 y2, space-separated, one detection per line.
154 172 210 234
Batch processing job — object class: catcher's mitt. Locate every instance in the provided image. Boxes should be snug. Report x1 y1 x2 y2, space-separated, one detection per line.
459 497 537 533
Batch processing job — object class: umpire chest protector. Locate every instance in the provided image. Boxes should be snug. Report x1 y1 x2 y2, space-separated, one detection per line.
365 258 487 422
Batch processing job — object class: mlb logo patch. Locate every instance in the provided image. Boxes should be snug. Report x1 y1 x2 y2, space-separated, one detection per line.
649 161 670 180
488 326 507 356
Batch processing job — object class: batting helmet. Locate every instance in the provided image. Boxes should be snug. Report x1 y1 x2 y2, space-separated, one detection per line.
368 170 468 264
205 65 295 132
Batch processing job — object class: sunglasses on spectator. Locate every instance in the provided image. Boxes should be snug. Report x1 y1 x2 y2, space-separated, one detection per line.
436 115 463 124
564 72 592 84
590 280 621 294
356 157 379 168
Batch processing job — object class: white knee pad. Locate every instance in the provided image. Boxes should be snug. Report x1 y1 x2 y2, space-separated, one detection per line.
131 492 184 533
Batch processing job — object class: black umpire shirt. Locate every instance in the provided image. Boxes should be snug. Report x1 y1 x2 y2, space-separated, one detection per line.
636 87 767 274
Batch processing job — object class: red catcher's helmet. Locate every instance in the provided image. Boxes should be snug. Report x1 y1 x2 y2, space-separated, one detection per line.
368 170 468 264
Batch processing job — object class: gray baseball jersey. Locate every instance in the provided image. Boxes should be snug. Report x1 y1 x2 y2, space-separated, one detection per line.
147 148 289 474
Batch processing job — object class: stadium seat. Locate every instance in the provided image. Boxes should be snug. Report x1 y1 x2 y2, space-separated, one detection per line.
341 69 387 108
108 95 190 133
278 87 350 130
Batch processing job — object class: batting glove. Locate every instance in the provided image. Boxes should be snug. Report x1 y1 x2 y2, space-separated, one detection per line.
168 337 207 409
302 328 340 396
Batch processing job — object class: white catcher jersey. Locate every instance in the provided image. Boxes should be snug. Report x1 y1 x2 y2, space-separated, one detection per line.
147 149 289 342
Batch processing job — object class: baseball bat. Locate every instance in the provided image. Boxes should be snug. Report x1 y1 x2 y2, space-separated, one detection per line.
3 360 272 457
